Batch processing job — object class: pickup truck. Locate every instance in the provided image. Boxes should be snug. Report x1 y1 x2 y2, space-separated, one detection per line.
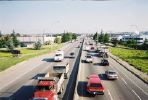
32 63 70 100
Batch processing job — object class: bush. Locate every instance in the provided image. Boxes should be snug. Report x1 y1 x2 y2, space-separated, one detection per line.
34 41 42 50
20 42 27 47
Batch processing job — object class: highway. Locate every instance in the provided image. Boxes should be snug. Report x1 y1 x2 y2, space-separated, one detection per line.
0 40 82 100
75 39 148 100
0 38 148 100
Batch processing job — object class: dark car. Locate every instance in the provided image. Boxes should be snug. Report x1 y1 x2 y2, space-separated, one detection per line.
101 59 109 66
69 52 75 58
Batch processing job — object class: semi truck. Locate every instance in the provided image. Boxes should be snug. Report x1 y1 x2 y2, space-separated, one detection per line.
32 63 69 100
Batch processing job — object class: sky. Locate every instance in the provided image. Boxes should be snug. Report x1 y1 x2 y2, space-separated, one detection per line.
0 0 148 34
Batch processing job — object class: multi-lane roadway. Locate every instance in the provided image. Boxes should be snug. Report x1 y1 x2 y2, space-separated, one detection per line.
0 37 147 100
75 39 148 100
0 40 82 100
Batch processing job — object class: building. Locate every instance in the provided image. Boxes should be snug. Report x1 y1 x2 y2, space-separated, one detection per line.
122 34 148 45
17 35 55 47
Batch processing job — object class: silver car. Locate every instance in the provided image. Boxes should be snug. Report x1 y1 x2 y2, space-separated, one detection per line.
105 70 118 80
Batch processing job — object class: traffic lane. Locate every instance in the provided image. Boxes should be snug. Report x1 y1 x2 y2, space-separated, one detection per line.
92 57 138 100
0 41 80 99
109 58 148 100
77 49 138 100
109 57 148 93
9 48 79 100
77 50 110 100
0 41 74 91
92 53 143 100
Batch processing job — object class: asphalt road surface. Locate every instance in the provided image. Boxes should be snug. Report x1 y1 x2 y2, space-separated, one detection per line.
75 39 148 100
0 40 82 100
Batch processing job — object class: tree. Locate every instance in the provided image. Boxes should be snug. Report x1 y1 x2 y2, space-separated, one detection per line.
0 37 5 48
72 33 77 40
5 37 14 51
10 30 20 47
34 41 42 50
62 33 72 43
0 31 2 37
112 39 118 47
126 39 136 48
54 36 62 44
99 34 104 43
103 33 109 43
141 39 148 50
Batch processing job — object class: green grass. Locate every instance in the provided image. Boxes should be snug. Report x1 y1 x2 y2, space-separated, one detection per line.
0 44 63 71
109 47 148 74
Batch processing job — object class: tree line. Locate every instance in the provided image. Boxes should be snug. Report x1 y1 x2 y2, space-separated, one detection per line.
93 32 109 43
93 32 148 50
54 32 77 43
0 30 20 51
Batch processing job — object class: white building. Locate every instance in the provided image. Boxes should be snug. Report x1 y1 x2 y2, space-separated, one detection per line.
122 35 148 44
17 35 55 47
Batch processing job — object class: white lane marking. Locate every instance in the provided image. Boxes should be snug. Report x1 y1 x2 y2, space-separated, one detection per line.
110 61 148 96
107 89 113 100
121 77 127 85
132 89 142 100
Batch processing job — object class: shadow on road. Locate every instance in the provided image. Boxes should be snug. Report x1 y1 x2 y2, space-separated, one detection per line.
64 56 70 59
77 81 95 97
93 63 101 66
0 85 35 100
98 73 108 80
42 58 54 62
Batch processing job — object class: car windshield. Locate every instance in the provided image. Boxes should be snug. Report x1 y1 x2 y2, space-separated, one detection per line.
37 86 53 91
87 56 92 58
108 71 116 75
90 83 102 88
55 54 62 56
104 60 108 62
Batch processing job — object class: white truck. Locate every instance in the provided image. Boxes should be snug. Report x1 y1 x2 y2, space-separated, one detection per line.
54 50 64 62
33 63 70 100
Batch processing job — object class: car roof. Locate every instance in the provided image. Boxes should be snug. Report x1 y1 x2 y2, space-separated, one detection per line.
37 81 54 86
88 74 101 84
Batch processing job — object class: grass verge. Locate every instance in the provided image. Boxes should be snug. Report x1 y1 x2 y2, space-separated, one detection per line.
109 47 148 74
0 44 63 71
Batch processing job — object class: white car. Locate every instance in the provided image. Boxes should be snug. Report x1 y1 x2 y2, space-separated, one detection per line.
54 50 64 62
105 70 118 80
85 55 93 63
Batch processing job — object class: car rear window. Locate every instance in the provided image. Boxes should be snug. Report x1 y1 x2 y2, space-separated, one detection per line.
90 83 102 88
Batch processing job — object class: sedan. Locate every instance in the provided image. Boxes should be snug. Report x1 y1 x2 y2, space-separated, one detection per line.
105 69 118 80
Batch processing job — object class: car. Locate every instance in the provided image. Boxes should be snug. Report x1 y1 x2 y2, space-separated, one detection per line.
69 52 75 58
85 55 93 63
101 59 109 66
105 69 118 80
87 74 104 95
91 47 95 50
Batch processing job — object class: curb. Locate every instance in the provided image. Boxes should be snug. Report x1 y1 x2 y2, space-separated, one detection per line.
109 53 148 84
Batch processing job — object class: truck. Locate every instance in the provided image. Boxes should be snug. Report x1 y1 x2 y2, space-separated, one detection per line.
54 50 64 62
32 63 69 100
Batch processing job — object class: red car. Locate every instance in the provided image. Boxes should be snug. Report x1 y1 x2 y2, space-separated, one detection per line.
87 74 104 95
